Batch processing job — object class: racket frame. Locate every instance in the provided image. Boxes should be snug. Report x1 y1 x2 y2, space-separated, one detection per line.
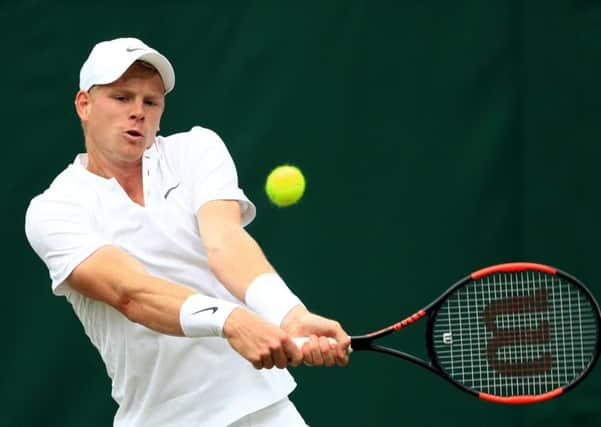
349 262 601 404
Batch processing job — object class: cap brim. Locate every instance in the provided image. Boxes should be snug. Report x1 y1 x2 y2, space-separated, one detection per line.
137 51 175 94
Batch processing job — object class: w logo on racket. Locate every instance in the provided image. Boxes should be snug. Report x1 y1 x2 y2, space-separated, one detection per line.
483 288 552 376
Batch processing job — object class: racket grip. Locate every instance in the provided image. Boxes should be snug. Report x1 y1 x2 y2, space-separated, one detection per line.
292 337 353 353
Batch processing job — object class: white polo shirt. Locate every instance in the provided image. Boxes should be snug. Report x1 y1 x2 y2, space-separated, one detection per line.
25 126 296 427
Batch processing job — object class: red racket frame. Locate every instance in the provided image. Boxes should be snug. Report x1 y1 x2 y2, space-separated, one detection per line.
349 262 601 404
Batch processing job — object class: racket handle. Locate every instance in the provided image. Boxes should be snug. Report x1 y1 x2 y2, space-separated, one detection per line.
292 337 353 353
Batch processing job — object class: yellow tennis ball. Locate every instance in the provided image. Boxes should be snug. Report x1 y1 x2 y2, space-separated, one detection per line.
265 165 306 207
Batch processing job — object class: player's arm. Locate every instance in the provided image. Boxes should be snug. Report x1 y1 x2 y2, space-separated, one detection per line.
197 199 278 300
67 245 196 336
197 199 350 366
68 245 304 369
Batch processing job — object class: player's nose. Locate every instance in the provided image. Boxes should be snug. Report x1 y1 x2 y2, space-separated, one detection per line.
129 99 145 120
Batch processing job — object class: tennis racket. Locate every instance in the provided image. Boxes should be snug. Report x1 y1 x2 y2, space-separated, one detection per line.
294 262 600 404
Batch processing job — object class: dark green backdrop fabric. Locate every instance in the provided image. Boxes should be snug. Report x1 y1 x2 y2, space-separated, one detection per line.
3 1 600 426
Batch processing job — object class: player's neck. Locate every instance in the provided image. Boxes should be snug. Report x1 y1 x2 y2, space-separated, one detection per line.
86 153 145 206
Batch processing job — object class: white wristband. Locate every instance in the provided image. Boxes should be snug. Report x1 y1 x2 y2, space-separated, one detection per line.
245 273 303 326
179 294 239 338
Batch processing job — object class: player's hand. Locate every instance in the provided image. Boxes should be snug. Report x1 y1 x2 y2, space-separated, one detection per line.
223 307 303 369
281 305 351 367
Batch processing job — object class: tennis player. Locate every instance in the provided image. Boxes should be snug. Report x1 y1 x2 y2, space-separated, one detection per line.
25 37 350 426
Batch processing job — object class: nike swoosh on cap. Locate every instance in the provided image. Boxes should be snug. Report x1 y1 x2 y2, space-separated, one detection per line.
126 47 147 52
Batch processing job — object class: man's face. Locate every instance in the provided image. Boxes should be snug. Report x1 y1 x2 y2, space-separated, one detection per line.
77 64 165 166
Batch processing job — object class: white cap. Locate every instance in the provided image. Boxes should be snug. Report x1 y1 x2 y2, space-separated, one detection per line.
79 37 175 94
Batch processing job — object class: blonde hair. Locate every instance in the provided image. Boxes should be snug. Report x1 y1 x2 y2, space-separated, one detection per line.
130 60 160 76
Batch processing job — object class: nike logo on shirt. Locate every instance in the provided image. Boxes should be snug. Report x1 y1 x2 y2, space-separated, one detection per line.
164 183 180 199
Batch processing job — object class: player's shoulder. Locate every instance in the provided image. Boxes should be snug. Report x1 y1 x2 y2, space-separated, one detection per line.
154 126 225 157
157 126 222 146
27 161 97 216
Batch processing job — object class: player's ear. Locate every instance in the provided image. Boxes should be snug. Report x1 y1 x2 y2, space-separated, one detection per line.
74 90 92 121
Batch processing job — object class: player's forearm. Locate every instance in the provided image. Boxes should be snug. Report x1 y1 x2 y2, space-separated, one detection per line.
204 225 275 301
204 226 306 327
116 273 196 336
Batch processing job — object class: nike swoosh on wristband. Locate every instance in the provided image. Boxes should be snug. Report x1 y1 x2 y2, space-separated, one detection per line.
192 306 218 315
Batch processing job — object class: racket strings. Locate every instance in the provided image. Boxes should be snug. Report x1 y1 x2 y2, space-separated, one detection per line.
432 271 598 397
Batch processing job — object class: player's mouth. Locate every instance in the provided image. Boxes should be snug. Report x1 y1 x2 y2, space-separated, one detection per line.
124 129 144 143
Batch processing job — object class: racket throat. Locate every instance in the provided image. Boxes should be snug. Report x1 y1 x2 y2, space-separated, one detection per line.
369 344 438 373
350 336 438 373
349 335 378 352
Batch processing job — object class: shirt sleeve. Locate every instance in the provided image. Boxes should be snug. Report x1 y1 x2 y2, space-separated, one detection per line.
25 194 109 295
176 127 256 226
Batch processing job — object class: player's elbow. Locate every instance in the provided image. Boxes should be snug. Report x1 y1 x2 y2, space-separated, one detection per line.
204 226 242 272
114 293 142 323
205 242 230 277
110 280 148 325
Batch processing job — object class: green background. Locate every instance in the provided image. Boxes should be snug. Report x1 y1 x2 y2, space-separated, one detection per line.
3 1 600 426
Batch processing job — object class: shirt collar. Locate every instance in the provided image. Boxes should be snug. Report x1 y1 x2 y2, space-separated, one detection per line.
71 144 179 194
71 153 119 189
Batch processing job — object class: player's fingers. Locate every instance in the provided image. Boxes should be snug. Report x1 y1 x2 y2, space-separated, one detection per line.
333 332 351 367
335 346 350 367
309 335 324 365
272 347 289 369
261 353 274 369
284 338 303 367
319 336 336 367
301 339 314 366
